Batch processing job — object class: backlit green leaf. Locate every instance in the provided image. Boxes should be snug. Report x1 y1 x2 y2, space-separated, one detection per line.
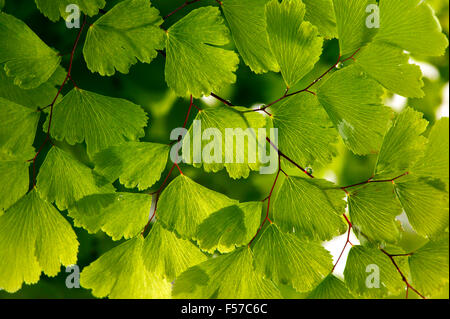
307 275 354 299
265 0 323 88
93 141 170 191
333 0 377 56
348 183 402 243
143 222 207 281
157 175 238 239
36 146 109 210
252 224 333 292
344 245 406 298
173 247 281 299
222 0 279 74
0 12 61 88
35 0 105 21
271 93 338 169
374 0 449 56
409 235 449 297
0 97 40 157
355 42 424 98
46 88 148 157
0 152 30 211
80 236 171 299
375 107 428 179
273 176 347 241
182 105 266 179
83 0 165 76
196 201 262 253
69 192 152 240
165 6 239 98
0 189 78 292
317 65 391 155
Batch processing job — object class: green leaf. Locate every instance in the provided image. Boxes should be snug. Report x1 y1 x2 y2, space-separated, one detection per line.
143 222 207 281
69 192 152 241
36 146 109 210
271 94 338 169
412 118 449 187
93 141 170 191
157 175 237 239
0 12 61 88
80 236 171 299
173 247 281 299
273 176 347 241
0 0 4 10
83 0 165 76
165 6 239 98
375 107 428 179
355 42 424 98
265 0 323 88
0 97 40 157
409 235 449 297
0 189 78 293
252 224 333 292
0 152 30 211
332 0 377 56
182 105 266 179
222 0 279 74
374 0 449 56
307 275 354 299
348 183 402 243
317 65 391 155
196 202 262 253
35 0 105 21
0 66 66 110
394 175 449 238
344 245 405 298
46 88 148 157
302 0 337 39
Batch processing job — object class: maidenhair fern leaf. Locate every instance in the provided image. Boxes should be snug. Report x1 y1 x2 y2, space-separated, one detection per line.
195 201 262 253
265 0 323 88
252 224 333 292
0 97 40 157
143 222 207 281
348 183 402 243
374 0 449 56
374 107 428 179
36 146 111 210
80 236 171 299
221 0 279 74
0 152 30 211
173 247 281 299
355 42 424 98
182 105 266 179
69 192 152 241
272 176 347 241
157 175 238 239
317 65 391 155
307 275 354 299
0 12 61 88
35 0 105 22
83 0 166 76
93 141 170 191
344 245 406 298
0 189 78 293
45 88 148 157
165 6 239 98
409 235 449 297
332 0 377 56
270 94 338 169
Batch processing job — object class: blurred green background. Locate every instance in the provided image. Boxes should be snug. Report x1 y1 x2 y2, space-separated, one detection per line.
0 0 448 299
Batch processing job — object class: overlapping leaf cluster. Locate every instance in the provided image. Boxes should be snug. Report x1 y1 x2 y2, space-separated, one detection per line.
0 0 448 299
